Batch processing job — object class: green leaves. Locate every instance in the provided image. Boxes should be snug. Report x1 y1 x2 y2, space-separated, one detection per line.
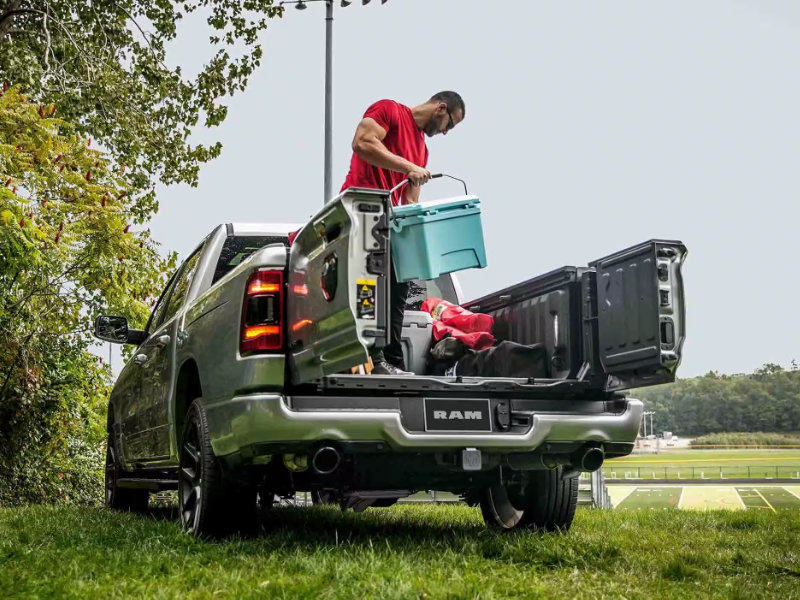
0 0 283 207
0 0 282 505
0 86 174 501
639 366 800 436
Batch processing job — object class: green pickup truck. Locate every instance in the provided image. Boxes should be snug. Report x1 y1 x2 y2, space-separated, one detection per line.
94 187 687 537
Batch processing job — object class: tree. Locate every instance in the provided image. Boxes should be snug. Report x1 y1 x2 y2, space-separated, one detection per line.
638 363 800 436
0 86 174 503
0 0 284 503
0 0 283 216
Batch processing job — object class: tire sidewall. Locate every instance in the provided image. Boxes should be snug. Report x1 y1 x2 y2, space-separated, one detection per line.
104 437 117 508
479 467 579 532
179 401 206 535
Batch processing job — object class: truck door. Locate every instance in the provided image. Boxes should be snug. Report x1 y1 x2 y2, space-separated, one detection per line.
287 188 392 384
589 240 687 390
130 244 205 461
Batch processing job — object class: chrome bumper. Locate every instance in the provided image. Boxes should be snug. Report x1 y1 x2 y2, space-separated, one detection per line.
204 394 643 457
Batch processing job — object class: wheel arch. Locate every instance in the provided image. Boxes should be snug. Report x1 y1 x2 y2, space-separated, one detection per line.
174 358 203 446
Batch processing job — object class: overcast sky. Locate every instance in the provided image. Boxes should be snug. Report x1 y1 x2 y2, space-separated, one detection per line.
103 0 800 378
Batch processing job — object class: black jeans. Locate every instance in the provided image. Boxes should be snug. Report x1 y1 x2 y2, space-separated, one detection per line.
372 265 409 369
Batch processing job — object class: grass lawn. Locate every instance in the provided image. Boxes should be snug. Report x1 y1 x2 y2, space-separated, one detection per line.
2 504 800 599
616 487 681 510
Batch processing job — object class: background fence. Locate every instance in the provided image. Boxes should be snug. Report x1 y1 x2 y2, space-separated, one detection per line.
604 466 800 480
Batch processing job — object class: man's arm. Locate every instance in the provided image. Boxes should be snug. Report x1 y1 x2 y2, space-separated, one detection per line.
352 118 430 185
403 182 421 204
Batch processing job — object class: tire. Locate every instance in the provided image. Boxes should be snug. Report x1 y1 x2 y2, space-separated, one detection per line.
105 434 149 512
479 467 579 532
178 399 257 538
310 489 339 506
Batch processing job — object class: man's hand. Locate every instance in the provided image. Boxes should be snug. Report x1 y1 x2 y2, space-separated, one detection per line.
407 165 431 186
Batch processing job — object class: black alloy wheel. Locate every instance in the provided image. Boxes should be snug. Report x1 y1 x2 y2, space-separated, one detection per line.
178 400 257 538
179 415 203 534
310 489 340 506
105 433 149 512
480 483 526 530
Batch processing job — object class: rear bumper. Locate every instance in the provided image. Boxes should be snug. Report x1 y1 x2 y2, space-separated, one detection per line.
204 393 643 458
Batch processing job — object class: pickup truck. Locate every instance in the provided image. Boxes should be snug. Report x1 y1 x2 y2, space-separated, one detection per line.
94 187 687 537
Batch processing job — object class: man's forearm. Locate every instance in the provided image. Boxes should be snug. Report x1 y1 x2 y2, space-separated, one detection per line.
355 139 415 174
403 183 421 204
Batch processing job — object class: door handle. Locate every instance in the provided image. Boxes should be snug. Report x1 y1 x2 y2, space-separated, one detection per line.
134 353 148 366
156 334 171 348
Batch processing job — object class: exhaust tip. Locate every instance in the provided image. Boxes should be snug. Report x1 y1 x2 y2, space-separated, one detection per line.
581 447 605 472
312 446 341 475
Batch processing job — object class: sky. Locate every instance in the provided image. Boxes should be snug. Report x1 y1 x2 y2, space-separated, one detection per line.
101 0 800 378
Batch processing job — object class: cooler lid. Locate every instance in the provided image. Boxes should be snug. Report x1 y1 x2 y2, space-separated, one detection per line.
392 195 480 219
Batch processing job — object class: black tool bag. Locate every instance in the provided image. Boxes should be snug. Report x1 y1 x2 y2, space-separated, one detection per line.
428 338 550 379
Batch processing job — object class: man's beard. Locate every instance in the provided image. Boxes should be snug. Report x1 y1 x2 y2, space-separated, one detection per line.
423 115 444 137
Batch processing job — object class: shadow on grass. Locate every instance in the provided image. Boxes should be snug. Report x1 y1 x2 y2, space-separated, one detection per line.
130 502 498 550
256 504 485 544
247 506 622 569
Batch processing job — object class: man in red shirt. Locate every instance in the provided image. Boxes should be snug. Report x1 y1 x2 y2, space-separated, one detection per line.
341 91 465 375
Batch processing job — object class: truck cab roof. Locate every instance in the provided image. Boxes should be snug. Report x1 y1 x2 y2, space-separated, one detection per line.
226 222 303 237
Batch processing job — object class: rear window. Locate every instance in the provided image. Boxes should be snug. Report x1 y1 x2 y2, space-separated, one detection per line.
405 275 458 311
212 235 287 284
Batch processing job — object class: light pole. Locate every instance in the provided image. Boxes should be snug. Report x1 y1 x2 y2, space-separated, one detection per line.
642 411 655 439
280 0 390 204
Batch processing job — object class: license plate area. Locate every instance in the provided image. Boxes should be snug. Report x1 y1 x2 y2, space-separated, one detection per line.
423 398 492 432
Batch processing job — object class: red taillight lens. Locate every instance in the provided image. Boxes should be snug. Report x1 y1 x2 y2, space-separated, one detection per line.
241 269 283 354
249 282 281 294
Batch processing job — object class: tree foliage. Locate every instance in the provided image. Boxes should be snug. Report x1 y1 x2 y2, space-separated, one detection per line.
0 86 174 504
0 0 283 216
0 0 284 504
638 363 800 437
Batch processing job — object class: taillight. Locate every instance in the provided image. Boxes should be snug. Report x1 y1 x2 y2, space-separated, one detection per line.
240 269 283 354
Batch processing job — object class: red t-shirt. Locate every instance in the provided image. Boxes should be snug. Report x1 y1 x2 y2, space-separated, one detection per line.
341 99 428 206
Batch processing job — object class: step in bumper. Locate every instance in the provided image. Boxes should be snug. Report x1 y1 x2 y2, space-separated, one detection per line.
204 394 643 458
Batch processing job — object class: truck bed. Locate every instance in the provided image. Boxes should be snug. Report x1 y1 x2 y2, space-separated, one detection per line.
292 265 598 398
290 239 686 396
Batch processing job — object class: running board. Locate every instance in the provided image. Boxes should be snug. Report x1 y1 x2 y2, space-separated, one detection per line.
116 478 178 491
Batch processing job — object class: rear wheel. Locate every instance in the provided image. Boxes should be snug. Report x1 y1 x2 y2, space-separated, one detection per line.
310 489 340 506
479 467 579 532
178 400 257 538
104 434 149 512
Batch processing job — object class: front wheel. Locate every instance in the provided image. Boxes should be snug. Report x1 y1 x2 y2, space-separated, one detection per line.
105 434 149 512
178 400 256 538
479 467 579 532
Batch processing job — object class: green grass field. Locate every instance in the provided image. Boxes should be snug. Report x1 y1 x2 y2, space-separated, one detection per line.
2 505 800 599
604 449 800 480
609 485 800 511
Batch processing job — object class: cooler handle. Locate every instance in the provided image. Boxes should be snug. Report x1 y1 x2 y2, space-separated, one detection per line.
388 173 470 230
388 173 469 196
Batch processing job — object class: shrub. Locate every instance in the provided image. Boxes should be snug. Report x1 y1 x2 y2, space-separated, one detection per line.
690 431 800 448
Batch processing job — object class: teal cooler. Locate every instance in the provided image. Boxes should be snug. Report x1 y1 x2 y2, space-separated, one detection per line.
390 195 487 282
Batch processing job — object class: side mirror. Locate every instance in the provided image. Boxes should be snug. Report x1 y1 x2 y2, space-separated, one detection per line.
93 315 147 345
94 315 129 343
